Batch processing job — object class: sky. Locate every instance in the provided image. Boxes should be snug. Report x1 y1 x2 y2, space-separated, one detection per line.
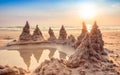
0 0 120 26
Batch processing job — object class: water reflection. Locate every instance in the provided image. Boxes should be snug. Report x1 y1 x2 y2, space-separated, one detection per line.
16 44 67 70
0 44 75 70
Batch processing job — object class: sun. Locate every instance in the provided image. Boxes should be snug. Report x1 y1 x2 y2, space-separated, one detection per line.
80 4 97 19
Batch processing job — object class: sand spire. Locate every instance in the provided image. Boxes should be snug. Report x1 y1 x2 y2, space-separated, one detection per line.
90 21 105 54
58 25 67 41
67 33 103 68
32 25 44 41
19 21 31 41
73 22 88 48
68 21 105 68
48 27 56 41
67 35 76 46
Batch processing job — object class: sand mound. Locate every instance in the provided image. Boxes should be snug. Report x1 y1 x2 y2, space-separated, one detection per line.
0 65 28 75
33 58 71 75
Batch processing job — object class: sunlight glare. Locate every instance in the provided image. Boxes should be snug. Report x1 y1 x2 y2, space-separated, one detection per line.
80 4 97 19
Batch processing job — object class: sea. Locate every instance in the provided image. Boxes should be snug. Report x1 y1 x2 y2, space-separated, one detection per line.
0 24 120 31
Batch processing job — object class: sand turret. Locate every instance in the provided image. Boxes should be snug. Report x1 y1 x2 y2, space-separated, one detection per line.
58 25 67 41
90 21 105 54
67 35 76 46
32 25 44 41
48 27 56 41
68 21 105 68
73 22 88 48
19 21 31 41
67 33 103 68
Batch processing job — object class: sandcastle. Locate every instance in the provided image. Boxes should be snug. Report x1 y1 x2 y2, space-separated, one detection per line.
33 21 119 75
3 21 119 75
67 21 107 69
19 21 104 50
7 21 70 46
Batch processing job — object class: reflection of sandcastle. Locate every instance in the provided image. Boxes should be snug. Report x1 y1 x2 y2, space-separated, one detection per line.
18 46 67 70
19 50 32 70
34 21 119 75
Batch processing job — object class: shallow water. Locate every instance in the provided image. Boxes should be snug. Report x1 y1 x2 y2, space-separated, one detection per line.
0 44 75 70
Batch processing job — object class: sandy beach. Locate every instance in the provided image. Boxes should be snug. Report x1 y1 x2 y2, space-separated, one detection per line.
0 28 120 75
0 0 120 74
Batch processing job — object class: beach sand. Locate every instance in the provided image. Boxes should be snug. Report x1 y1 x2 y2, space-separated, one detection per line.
0 30 120 74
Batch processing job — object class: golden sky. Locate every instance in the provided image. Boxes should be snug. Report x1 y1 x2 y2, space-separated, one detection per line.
0 0 120 26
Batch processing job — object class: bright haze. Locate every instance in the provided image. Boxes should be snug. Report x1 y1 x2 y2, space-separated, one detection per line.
0 0 120 26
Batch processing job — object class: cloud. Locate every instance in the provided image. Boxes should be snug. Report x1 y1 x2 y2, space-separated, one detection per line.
112 3 120 8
